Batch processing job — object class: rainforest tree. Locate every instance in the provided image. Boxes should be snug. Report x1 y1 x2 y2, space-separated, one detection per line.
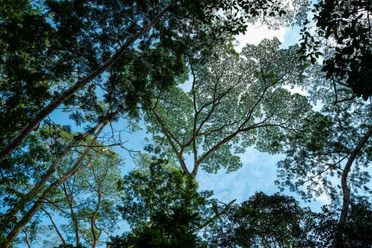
145 39 313 177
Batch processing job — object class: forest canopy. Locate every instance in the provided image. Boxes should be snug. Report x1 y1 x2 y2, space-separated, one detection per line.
0 0 371 247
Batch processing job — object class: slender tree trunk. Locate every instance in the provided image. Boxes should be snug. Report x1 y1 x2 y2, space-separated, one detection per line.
62 181 80 246
22 229 32 248
151 109 190 175
0 123 106 248
332 126 372 248
0 0 178 164
91 190 102 248
0 122 101 234
42 207 66 245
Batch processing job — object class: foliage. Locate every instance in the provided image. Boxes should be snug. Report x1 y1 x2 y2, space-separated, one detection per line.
145 39 312 175
206 192 316 247
2 0 372 247
0 0 308 163
0 122 73 232
45 151 123 247
0 1 65 146
276 93 372 201
112 158 217 247
299 0 372 99
0 121 122 247
312 200 372 247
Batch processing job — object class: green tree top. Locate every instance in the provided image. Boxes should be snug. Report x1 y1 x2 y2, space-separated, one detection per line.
145 39 312 176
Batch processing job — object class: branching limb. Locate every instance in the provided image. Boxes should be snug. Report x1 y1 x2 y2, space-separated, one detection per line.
191 199 236 233
151 110 190 175
41 207 66 245
333 126 372 248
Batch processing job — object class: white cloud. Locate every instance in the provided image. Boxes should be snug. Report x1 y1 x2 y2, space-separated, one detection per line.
235 24 287 51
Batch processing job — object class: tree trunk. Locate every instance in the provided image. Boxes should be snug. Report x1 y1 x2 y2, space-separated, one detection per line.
0 0 178 164
62 181 80 246
91 191 102 248
0 123 106 248
42 207 66 245
22 229 31 248
0 122 101 234
332 126 372 248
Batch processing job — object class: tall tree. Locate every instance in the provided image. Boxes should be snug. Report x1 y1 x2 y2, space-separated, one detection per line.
1 122 77 233
312 200 372 247
0 0 176 163
0 118 108 236
40 152 123 248
0 121 108 247
145 39 312 177
0 0 70 148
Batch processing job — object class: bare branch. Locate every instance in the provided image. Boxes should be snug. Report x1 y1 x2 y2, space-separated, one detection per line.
21 229 31 248
41 207 66 245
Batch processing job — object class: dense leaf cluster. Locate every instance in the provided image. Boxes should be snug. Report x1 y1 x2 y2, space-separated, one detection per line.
113 160 214 247
299 0 372 99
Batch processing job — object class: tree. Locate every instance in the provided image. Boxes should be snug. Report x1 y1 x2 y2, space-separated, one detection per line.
206 192 316 247
0 0 176 163
145 39 312 177
276 78 371 247
0 1 312 246
0 0 72 148
110 158 224 247
1 123 77 234
41 152 122 248
312 200 372 247
0 120 110 247
0 0 306 163
0 86 122 246
299 0 372 99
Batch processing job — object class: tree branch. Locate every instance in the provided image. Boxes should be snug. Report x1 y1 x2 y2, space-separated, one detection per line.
41 207 66 245
91 190 102 248
151 110 190 175
62 181 80 246
1 123 106 247
193 84 270 176
0 122 102 234
22 229 31 248
191 199 236 233
333 126 372 248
